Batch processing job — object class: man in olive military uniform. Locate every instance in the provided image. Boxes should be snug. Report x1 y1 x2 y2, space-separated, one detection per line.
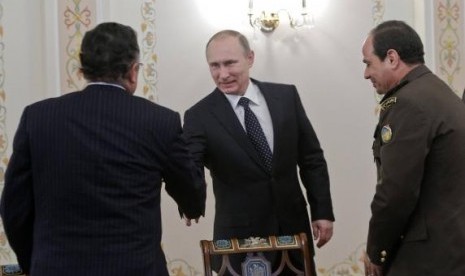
362 20 465 276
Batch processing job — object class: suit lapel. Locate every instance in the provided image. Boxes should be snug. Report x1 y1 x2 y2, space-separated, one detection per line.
209 89 267 172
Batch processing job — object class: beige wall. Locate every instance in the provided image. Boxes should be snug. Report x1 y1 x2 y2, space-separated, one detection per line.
0 0 463 275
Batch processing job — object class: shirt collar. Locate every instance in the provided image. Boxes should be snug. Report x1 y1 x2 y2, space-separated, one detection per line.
86 82 126 91
224 80 262 108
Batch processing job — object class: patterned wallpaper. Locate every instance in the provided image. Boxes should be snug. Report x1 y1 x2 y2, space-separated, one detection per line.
59 0 96 94
57 0 160 100
435 0 464 94
372 0 385 26
0 3 7 186
0 1 13 264
140 0 158 102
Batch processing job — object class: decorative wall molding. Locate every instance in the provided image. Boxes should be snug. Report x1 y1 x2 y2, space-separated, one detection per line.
372 0 385 25
0 2 13 264
318 243 366 276
434 0 463 94
140 0 158 102
59 0 96 94
167 257 202 276
0 2 7 177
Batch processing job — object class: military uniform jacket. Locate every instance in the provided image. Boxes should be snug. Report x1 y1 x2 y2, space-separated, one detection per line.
368 65 465 275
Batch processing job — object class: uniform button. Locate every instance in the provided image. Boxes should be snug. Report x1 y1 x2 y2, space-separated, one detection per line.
381 250 387 257
381 257 386 263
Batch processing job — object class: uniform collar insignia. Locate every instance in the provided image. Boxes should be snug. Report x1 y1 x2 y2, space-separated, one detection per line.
380 97 397 111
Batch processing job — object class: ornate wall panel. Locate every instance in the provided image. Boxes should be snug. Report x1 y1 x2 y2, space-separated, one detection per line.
318 243 366 276
434 0 464 94
140 0 158 102
166 257 202 276
0 3 7 187
372 0 386 25
58 0 97 94
0 2 13 264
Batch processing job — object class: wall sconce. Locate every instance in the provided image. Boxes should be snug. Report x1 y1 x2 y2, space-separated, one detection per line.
248 0 314 32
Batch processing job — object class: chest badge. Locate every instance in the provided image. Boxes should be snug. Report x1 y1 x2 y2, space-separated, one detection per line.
381 125 393 143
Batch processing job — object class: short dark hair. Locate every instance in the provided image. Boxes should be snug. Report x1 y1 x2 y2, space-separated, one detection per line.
80 22 139 82
371 20 424 65
206 30 251 56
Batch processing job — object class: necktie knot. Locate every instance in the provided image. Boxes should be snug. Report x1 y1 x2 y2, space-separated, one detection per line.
238 97 250 108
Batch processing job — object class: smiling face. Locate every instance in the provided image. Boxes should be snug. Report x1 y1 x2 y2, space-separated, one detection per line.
362 35 397 95
206 35 254 96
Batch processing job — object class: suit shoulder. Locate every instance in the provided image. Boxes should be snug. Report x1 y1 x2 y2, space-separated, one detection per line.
26 91 79 111
256 80 295 90
255 81 298 99
131 95 178 115
186 90 219 112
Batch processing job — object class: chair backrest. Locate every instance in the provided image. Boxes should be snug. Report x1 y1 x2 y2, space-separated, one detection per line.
0 264 25 276
200 232 312 276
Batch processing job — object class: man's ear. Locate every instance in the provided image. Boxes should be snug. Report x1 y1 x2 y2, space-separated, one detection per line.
386 49 400 68
122 62 140 94
128 62 139 85
247 50 255 68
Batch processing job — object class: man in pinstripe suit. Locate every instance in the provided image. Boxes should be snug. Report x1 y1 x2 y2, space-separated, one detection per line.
0 22 205 276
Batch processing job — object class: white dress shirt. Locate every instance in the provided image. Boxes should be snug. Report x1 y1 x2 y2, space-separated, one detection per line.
224 80 274 152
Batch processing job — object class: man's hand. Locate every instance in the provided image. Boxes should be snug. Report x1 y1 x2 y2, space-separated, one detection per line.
311 219 333 248
184 217 199 226
363 252 383 276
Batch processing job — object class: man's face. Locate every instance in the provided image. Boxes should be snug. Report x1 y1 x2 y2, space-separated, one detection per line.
362 35 396 95
206 36 254 96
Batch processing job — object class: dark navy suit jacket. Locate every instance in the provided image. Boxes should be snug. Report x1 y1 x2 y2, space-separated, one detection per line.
0 84 205 276
183 79 334 272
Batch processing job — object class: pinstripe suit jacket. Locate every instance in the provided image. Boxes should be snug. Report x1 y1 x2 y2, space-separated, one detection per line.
0 84 206 276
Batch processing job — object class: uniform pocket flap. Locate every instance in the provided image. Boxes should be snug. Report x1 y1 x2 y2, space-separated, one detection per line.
403 215 428 242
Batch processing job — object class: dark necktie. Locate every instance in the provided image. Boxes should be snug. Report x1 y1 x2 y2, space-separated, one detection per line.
238 97 273 172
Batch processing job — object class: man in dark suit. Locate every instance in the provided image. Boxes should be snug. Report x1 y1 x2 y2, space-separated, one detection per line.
0 22 206 276
362 20 465 276
183 30 334 275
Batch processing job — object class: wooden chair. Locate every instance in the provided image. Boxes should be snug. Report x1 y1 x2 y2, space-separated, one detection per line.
0 264 25 276
200 232 313 276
